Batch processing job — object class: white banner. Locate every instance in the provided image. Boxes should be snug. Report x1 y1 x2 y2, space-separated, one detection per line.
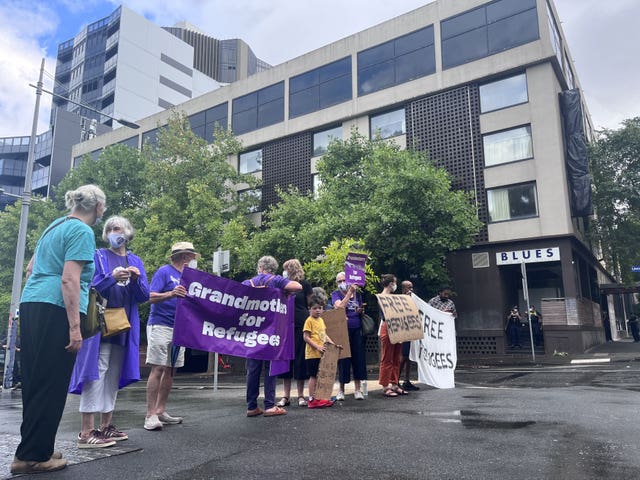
409 293 457 389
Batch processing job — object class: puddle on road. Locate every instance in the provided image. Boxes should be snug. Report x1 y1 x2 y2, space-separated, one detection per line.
414 409 536 429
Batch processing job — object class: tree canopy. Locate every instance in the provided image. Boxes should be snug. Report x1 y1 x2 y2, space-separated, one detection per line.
589 117 640 282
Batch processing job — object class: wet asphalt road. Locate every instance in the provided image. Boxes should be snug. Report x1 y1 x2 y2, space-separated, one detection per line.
2 362 640 479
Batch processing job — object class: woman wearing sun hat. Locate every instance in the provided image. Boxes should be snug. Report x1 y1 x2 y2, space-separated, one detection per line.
144 241 200 431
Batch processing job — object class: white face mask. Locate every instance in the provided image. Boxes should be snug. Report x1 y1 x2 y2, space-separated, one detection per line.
282 271 289 279
390 283 397 293
338 282 348 292
188 259 198 269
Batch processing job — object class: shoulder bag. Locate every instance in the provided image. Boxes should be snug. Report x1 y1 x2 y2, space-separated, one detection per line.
96 249 131 338
360 313 376 336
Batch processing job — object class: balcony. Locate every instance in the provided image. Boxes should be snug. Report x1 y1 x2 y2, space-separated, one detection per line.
105 30 119 51
31 166 50 190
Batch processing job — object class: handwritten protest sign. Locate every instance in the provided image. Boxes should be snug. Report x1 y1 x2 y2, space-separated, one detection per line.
409 293 457 389
322 308 351 359
173 268 294 363
314 343 340 400
375 293 423 344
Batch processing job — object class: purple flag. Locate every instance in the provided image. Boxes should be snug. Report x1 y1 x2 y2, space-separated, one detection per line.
345 252 367 287
173 268 294 362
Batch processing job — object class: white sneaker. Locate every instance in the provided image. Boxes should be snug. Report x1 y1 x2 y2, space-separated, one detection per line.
336 391 345 401
144 415 163 431
158 412 183 425
354 390 364 400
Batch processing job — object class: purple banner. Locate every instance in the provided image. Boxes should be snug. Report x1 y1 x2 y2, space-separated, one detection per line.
173 268 294 363
345 252 367 286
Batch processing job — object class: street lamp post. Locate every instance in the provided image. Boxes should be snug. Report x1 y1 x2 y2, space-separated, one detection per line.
2 59 44 389
2 59 140 389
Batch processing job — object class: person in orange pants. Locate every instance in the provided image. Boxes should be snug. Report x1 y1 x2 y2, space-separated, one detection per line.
377 274 407 397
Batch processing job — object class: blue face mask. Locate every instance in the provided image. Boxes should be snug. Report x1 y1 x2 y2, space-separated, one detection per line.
108 232 127 249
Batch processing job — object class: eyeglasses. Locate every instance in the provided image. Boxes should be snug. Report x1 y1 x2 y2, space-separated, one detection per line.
337 279 346 284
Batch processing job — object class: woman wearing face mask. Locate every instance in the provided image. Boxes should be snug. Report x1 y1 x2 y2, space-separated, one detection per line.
378 274 407 397
69 216 150 447
331 272 367 401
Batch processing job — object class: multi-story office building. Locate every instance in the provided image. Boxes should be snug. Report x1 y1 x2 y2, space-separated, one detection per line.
0 110 110 206
1 5 269 207
164 22 271 84
73 0 623 354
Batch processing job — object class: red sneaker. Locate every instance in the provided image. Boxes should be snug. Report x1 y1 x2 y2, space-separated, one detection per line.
308 398 334 408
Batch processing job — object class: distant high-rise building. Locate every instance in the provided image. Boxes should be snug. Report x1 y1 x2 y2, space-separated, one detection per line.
164 22 271 84
51 5 271 128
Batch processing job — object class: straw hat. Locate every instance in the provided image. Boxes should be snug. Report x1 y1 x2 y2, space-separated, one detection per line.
169 241 201 258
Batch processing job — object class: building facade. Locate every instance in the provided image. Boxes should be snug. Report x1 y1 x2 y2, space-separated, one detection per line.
73 0 622 354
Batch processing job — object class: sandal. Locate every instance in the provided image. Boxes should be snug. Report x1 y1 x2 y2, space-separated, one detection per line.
298 396 308 406
263 406 287 417
393 386 409 395
383 387 398 397
276 397 290 407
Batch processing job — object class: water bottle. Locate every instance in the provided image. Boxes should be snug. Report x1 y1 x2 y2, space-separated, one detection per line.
362 380 368 397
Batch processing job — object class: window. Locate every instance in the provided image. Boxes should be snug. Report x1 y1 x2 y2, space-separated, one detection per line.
441 0 539 69
239 149 262 174
479 73 528 113
546 1 562 68
189 103 227 142
370 109 406 139
313 126 342 156
358 25 435 96
232 82 284 135
238 188 262 213
312 174 322 198
483 125 532 166
487 182 538 222
289 57 352 118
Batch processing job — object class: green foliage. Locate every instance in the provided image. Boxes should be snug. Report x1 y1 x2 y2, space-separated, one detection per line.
134 113 258 274
245 129 481 291
303 238 378 296
589 117 640 282
0 198 60 336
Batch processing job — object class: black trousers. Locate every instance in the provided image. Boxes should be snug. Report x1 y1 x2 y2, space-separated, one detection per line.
15 302 77 462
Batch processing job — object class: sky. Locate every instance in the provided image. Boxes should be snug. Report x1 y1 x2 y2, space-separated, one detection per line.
0 0 638 138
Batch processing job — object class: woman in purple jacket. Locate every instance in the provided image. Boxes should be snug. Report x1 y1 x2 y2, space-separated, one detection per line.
69 216 149 448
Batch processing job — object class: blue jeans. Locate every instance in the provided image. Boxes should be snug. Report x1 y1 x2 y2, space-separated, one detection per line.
338 327 367 384
246 359 276 410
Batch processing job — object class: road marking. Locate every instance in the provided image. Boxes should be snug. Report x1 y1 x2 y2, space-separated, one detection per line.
570 358 611 364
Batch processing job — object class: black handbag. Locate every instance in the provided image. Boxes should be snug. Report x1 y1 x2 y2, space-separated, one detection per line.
360 313 376 336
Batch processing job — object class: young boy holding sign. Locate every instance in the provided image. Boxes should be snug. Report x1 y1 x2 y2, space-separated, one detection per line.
303 295 338 409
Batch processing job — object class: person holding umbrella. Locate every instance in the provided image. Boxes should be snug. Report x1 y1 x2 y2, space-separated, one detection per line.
144 242 199 431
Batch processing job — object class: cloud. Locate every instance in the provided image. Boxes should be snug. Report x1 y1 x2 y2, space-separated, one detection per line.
0 1 59 136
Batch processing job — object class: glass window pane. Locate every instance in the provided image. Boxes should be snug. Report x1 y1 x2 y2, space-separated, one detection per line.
239 149 262 174
290 70 319 94
189 111 206 128
488 8 539 54
442 27 488 69
358 41 394 70
258 82 284 105
233 92 257 113
289 87 319 118
257 98 284 128
232 109 257 135
483 126 532 166
206 103 228 124
479 73 528 113
487 0 536 23
319 75 352 108
395 45 436 84
318 57 351 83
239 188 262 213
441 7 486 40
487 183 537 222
370 109 406 139
358 59 394 96
313 126 342 156
394 26 434 56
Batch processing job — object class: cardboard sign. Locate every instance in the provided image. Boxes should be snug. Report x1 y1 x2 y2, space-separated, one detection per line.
322 308 351 359
375 293 423 344
314 343 341 400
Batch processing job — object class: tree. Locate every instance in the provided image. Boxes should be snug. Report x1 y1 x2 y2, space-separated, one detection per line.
589 117 640 282
247 129 482 290
133 113 259 273
0 198 59 336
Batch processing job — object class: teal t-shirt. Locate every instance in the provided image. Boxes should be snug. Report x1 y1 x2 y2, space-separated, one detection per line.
21 217 96 313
